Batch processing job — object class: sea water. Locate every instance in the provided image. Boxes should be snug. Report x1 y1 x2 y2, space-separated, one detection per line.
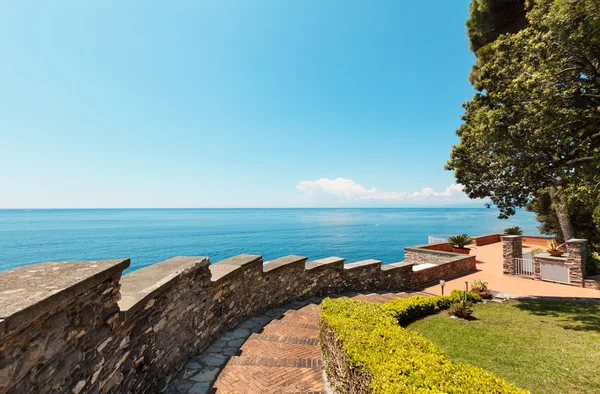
0 208 540 273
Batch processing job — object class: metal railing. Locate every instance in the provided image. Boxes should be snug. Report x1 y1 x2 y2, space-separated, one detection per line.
428 236 450 244
514 258 535 278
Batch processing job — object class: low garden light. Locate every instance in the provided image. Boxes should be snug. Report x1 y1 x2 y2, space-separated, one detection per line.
439 280 445 295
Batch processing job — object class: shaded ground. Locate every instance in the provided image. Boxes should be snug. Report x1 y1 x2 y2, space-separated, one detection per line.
409 300 600 394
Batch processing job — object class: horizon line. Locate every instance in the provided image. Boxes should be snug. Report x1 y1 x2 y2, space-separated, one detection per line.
0 206 496 210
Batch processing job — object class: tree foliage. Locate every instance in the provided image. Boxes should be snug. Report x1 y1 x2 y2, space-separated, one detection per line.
448 0 600 242
467 0 528 52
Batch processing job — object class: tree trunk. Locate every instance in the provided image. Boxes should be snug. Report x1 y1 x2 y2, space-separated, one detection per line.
550 189 575 241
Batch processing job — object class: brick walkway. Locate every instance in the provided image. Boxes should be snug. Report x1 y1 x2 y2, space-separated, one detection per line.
167 291 427 394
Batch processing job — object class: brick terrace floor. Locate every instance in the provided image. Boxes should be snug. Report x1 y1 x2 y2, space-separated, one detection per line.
167 291 428 394
420 241 600 298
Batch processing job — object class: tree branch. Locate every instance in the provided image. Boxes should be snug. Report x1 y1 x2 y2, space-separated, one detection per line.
564 156 595 166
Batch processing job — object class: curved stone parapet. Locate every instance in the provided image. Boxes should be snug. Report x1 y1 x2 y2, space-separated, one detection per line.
0 243 476 394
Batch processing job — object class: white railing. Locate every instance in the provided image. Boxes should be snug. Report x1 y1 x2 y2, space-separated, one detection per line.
514 258 535 278
428 236 449 244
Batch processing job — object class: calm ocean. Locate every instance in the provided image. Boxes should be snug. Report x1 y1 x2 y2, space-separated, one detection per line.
0 208 540 273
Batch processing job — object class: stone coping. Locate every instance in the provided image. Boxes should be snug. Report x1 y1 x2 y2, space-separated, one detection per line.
119 256 209 320
406 241 453 251
344 259 381 270
213 254 263 268
263 255 308 273
405 246 472 262
209 254 263 284
305 257 345 271
413 263 437 271
0 258 130 334
381 261 414 271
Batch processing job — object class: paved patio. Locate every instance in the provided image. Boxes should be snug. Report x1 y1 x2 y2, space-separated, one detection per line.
420 241 600 298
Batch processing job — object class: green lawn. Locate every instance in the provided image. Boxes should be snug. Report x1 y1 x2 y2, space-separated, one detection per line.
409 300 600 394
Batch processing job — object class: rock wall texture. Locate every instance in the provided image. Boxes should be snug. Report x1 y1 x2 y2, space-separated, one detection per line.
0 244 477 394
503 236 522 275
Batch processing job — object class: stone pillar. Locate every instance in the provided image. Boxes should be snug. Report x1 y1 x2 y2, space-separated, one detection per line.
566 239 588 287
503 235 522 275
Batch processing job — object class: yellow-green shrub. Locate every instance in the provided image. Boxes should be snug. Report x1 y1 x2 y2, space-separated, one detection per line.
382 295 452 325
450 289 482 303
320 297 528 394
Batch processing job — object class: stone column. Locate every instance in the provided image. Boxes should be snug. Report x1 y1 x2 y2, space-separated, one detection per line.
566 239 588 287
503 235 522 275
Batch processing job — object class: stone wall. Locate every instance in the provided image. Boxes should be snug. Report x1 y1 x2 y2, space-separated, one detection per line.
0 260 128 394
0 243 477 394
502 236 522 275
404 244 457 265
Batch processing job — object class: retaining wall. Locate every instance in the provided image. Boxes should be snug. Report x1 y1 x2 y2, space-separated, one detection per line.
473 234 501 246
0 245 476 394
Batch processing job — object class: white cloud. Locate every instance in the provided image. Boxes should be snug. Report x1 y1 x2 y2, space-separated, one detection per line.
408 184 465 198
296 177 466 202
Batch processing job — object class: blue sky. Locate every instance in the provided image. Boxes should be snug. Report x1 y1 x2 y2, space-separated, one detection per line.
0 1 477 208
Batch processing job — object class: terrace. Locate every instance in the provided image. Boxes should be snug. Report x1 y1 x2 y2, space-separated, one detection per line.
420 237 600 298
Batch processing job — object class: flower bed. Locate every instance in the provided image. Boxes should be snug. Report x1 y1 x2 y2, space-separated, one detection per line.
319 296 527 393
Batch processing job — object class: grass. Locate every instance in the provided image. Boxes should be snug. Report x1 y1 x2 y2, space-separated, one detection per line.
408 300 600 394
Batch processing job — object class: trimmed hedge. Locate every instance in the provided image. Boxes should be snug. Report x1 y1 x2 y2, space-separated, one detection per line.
320 296 528 394
381 292 482 325
382 295 452 325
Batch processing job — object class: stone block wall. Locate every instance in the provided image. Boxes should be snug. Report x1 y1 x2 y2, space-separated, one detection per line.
404 245 457 265
0 243 477 394
0 260 128 394
502 235 522 275
566 239 587 286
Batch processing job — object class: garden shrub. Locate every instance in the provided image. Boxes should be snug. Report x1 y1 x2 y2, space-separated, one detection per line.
450 289 482 303
471 279 492 298
320 297 528 394
587 250 600 275
382 295 452 325
449 299 474 319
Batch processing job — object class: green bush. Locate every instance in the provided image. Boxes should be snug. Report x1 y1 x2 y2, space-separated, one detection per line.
320 297 527 394
471 279 492 299
449 299 474 319
504 226 523 235
382 295 452 325
450 289 483 303
448 233 474 249
587 250 600 275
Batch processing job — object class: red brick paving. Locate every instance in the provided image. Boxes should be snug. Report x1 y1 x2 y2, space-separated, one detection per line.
240 340 322 359
211 292 424 393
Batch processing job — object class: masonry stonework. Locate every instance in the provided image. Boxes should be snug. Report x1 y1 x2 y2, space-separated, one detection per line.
566 239 587 286
502 235 522 275
502 236 591 288
0 244 477 394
